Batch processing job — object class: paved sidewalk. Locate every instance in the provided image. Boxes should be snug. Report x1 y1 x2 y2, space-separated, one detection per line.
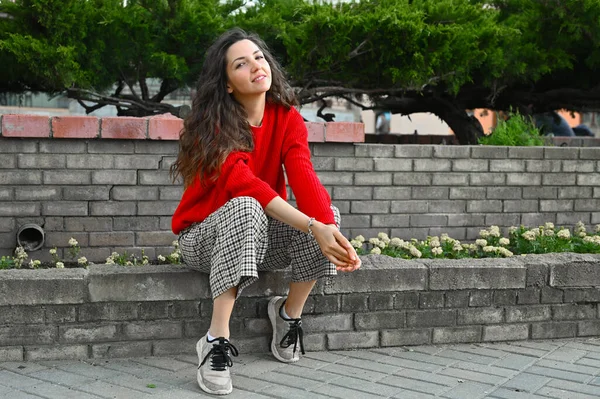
1 338 600 399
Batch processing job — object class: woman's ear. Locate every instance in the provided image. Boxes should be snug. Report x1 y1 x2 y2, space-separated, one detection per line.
226 84 233 94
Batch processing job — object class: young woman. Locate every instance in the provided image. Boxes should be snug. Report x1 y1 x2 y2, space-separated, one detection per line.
170 28 361 395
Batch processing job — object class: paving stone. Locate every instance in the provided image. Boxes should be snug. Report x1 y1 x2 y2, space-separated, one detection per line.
545 347 587 363
262 385 334 399
253 371 324 390
438 367 507 385
434 349 499 365
440 381 493 399
311 383 387 399
376 374 449 396
77 380 154 399
493 354 538 370
29 368 97 387
488 387 550 399
525 365 591 383
535 358 599 375
0 362 49 375
370 349 456 366
501 373 551 393
273 363 341 383
21 382 101 399
0 369 46 389
0 389 43 399
545 379 600 397
535 387 598 399
328 376 403 397
452 362 516 378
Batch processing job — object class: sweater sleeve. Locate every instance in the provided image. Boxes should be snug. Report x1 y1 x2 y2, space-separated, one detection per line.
282 109 336 224
222 151 279 208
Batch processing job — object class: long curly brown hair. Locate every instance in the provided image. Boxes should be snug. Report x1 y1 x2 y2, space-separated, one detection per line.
170 28 298 188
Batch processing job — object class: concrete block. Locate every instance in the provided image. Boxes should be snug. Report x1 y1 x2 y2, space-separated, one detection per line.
390 200 428 213
381 328 431 346
64 217 112 232
457 308 503 325
91 341 152 359
471 146 508 159
490 160 525 172
0 139 37 153
112 186 158 201
550 255 600 287
14 187 59 202
323 256 427 294
531 322 576 339
419 292 444 309
556 212 591 225
114 155 161 169
355 144 395 158
410 214 447 227
18 154 65 169
134 140 178 154
433 146 470 158
0 305 44 324
350 200 390 214
139 170 179 185
335 157 373 171
541 287 563 304
432 173 468 186
517 288 541 305
577 174 600 186
411 187 449 199
303 314 353 333
355 311 405 330
159 186 184 200
469 291 493 307
0 268 87 305
452 159 488 172
564 288 600 303
483 324 529 342
63 186 110 201
152 339 197 356
508 147 544 159
327 331 379 350
414 159 451 172
544 147 579 159
66 154 115 169
467 200 502 213
394 292 419 309
0 170 42 185
0 325 57 346
523 187 558 199
393 172 432 186
88 264 210 301
578 320 600 337
504 200 539 213
505 306 551 323
311 143 355 157
42 201 88 216
373 158 412 171
123 321 182 340
311 156 335 170
445 291 470 308
135 231 177 246
450 188 487 200
313 295 341 313
552 304 596 320
507 173 542 186
428 258 525 290
333 186 373 200
45 305 77 323
43 170 91 185
90 201 136 216
25 344 88 361
562 160 595 173
433 326 481 344
355 172 392 185
526 160 561 173
59 324 119 343
447 214 486 227
369 293 395 311
406 309 455 327
574 199 600 211
395 145 433 158
0 346 23 362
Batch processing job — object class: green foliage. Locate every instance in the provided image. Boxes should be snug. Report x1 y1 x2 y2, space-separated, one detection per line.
478 111 544 146
0 256 15 270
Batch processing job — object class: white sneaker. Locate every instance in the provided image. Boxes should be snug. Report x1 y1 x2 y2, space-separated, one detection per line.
268 296 305 363
196 334 238 395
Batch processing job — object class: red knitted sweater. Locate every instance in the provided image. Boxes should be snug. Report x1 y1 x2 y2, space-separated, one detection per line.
171 102 334 234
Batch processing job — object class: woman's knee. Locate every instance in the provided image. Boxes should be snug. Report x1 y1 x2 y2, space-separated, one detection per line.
223 196 267 225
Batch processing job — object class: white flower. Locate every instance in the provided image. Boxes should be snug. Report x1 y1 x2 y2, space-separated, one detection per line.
377 240 387 249
429 238 441 248
105 257 116 265
499 238 510 246
56 262 64 269
452 243 462 252
370 247 381 255
544 222 555 230
489 226 501 237
509 226 518 234
49 248 57 255
475 239 487 247
531 228 540 237
172 240 179 248
77 256 87 265
29 259 41 268
170 252 180 260
431 247 443 256
498 248 513 257
544 229 554 237
595 225 600 233
479 229 490 238
522 231 537 241
579 231 587 238
483 246 495 253
111 252 120 258
355 235 365 243
158 255 166 262
369 238 381 246
557 229 571 239
409 246 422 258
68 238 78 247
125 261 133 266
390 238 403 248
142 258 149 265
440 234 451 243
378 232 390 242
575 221 586 233
350 240 362 250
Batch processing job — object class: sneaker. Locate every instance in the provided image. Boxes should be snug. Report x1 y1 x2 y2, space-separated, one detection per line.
268 296 305 363
196 334 239 395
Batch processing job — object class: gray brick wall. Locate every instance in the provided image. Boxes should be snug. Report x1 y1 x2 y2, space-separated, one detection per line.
0 139 599 260
1 254 599 360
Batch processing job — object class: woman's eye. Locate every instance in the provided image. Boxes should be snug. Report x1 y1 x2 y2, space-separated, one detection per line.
256 55 264 60
235 62 245 69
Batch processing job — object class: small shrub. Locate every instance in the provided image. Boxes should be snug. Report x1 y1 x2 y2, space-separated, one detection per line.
479 110 544 146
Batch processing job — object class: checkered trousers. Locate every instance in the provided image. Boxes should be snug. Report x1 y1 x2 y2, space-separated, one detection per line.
178 196 341 299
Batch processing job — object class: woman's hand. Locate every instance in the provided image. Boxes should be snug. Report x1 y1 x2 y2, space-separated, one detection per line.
311 222 361 272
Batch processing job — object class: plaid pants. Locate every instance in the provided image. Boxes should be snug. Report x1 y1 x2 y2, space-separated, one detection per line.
178 196 341 299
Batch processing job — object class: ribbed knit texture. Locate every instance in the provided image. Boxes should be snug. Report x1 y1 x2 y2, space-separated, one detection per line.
172 102 335 234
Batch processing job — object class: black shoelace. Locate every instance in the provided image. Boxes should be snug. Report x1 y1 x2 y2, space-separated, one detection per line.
200 338 239 371
280 319 305 355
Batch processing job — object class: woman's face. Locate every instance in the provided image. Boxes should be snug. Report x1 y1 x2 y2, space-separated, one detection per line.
225 39 272 100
